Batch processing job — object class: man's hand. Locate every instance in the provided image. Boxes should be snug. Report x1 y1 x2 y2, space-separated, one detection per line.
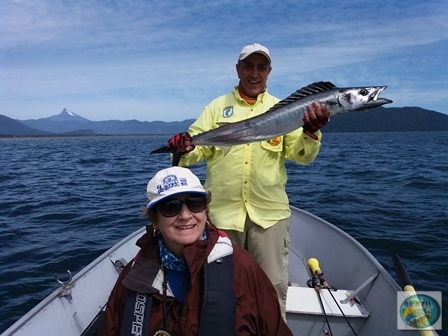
302 102 330 140
167 132 195 152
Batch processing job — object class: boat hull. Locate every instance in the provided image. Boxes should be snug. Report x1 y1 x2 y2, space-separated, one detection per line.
285 207 431 335
2 206 436 335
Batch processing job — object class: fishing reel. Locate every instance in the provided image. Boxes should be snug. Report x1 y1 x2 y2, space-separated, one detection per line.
307 258 335 290
306 275 333 290
307 276 322 289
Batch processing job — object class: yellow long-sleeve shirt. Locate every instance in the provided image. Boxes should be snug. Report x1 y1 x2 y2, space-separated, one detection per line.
179 87 322 231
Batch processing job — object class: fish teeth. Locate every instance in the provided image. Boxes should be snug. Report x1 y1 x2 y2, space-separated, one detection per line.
373 88 383 100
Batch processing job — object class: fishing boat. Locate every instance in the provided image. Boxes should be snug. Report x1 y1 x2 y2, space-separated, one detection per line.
1 206 438 336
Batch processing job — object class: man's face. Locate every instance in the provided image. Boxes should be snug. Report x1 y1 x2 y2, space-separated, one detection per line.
236 53 272 98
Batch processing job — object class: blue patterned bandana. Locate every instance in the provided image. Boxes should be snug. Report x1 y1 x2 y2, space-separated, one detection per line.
158 230 208 271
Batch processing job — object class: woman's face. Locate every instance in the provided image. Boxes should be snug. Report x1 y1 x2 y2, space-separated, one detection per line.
155 193 207 258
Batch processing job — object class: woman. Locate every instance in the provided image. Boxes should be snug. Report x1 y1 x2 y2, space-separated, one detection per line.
98 166 292 336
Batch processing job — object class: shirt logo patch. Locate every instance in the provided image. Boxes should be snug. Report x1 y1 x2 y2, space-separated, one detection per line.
157 174 187 194
223 106 233 118
266 137 281 146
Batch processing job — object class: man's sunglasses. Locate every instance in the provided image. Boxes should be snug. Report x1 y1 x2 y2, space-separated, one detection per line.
157 195 207 217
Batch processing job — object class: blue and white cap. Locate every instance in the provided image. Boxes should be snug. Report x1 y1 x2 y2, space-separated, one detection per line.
146 167 207 209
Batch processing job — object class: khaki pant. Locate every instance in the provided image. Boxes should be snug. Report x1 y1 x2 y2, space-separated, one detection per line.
222 215 290 321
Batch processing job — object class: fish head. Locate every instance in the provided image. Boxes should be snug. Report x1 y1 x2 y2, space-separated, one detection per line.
338 86 393 112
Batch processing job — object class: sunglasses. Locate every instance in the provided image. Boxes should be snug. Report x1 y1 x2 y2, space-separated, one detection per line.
157 195 207 217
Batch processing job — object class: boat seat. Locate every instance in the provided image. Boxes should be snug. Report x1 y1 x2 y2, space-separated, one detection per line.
286 286 370 318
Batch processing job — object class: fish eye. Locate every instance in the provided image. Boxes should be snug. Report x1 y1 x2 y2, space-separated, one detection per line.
359 89 369 96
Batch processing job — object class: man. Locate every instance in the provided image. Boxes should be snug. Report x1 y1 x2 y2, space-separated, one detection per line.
165 43 330 318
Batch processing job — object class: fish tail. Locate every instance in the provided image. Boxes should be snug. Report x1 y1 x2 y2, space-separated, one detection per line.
149 146 184 166
150 146 170 154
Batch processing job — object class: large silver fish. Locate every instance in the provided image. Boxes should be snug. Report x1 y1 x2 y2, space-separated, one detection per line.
151 81 392 154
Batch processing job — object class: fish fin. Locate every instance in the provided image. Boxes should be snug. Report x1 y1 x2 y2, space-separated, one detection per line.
150 145 170 154
269 81 336 111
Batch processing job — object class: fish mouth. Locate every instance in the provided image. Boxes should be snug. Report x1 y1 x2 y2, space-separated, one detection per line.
371 86 392 103
359 86 393 110
371 87 385 101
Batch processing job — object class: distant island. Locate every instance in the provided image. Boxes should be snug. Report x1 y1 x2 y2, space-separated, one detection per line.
1 106 448 137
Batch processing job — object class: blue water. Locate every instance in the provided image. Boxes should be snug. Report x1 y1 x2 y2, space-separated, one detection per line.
1 133 447 334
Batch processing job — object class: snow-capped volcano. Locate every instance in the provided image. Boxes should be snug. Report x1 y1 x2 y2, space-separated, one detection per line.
47 108 91 122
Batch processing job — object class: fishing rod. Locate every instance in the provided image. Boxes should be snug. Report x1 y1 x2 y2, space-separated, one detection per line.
325 285 359 336
307 275 333 336
307 258 358 336
307 258 333 336
393 254 435 336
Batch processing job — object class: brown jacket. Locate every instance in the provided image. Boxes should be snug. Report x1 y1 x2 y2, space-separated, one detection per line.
98 223 292 336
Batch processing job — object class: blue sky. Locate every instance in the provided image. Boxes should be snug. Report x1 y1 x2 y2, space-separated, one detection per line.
1 0 447 122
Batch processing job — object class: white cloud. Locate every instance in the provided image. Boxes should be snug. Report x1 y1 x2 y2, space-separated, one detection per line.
1 0 447 120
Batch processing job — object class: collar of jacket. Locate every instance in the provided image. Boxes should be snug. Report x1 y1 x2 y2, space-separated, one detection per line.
121 223 231 294
233 85 268 105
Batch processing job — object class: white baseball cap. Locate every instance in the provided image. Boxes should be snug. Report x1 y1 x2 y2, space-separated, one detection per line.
146 167 207 208
238 43 271 63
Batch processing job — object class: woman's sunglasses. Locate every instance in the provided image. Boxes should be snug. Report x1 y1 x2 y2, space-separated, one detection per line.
157 195 206 217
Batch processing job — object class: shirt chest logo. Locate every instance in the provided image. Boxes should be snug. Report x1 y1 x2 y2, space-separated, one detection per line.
223 106 233 118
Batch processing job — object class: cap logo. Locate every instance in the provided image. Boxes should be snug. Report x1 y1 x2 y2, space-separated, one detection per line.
223 106 233 118
156 174 188 194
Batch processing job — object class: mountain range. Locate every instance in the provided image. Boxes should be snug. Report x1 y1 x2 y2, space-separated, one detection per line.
1 109 195 136
1 107 448 137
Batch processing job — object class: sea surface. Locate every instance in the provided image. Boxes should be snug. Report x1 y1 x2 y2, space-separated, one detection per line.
1 133 447 334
